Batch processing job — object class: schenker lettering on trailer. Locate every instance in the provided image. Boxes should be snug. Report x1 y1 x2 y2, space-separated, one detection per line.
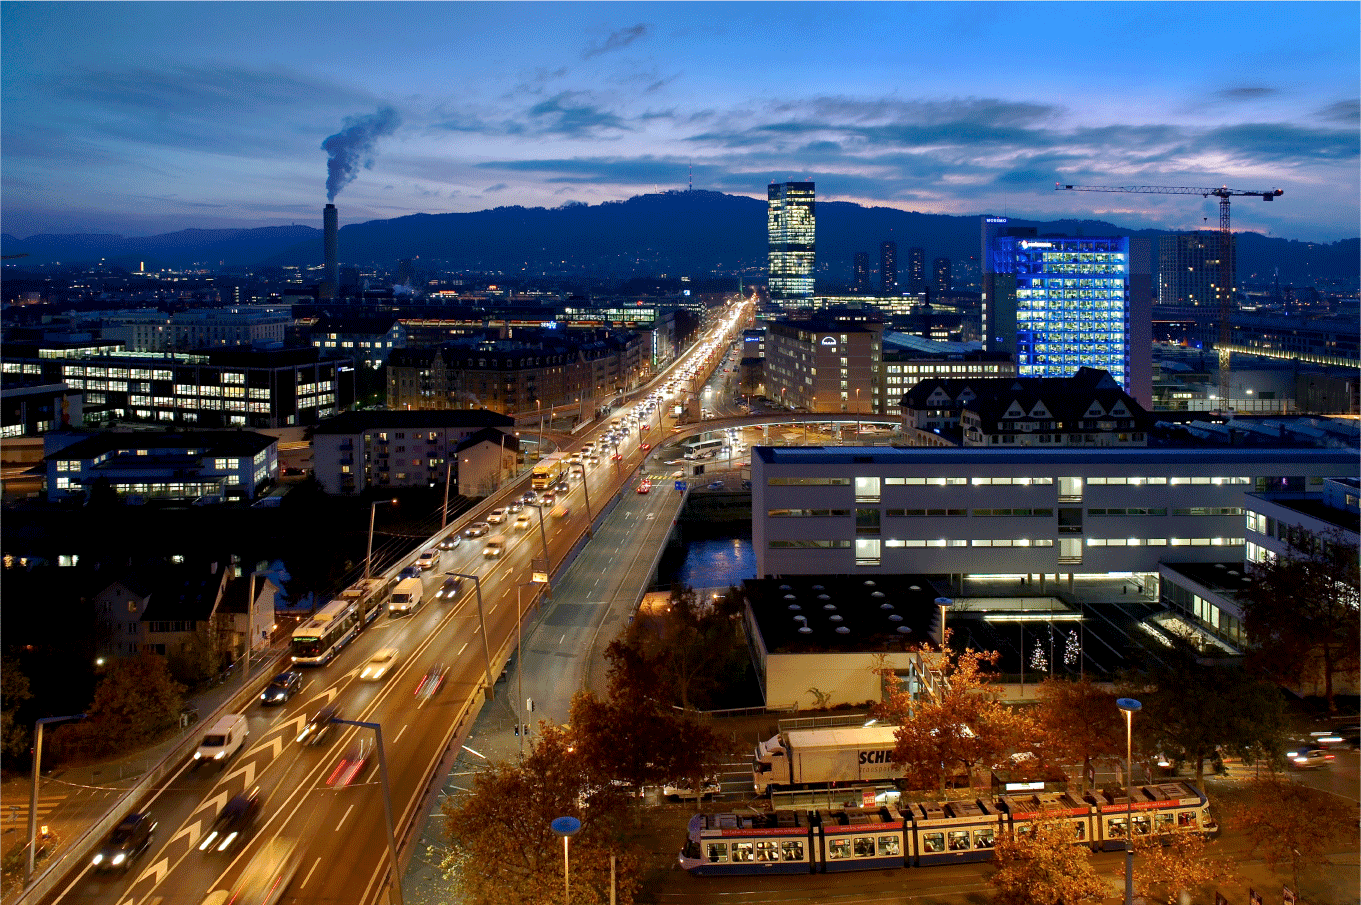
859 749 894 765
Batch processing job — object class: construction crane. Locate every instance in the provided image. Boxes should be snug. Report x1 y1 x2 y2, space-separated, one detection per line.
1056 183 1283 410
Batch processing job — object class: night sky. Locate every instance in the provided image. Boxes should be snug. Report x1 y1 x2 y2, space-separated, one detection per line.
3 2 1357 241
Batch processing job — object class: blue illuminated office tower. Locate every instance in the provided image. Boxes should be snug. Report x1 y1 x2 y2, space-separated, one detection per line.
982 217 1151 406
767 182 816 305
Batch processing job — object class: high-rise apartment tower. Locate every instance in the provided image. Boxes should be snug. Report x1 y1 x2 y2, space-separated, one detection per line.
853 253 870 292
880 241 897 294
933 257 951 294
907 247 927 293
1158 233 1235 309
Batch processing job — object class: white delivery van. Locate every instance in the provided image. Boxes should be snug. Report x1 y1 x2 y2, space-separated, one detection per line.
194 714 248 767
388 577 425 617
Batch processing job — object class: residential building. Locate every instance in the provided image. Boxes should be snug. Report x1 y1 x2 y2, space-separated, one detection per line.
94 559 229 660
1158 233 1234 310
308 314 407 368
880 241 897 294
907 247 926 294
981 217 1152 408
1 344 351 429
899 368 1152 448
933 257 952 294
751 445 1356 581
43 429 278 504
311 409 515 495
386 330 645 415
881 334 1013 422
853 252 870 292
455 427 521 498
763 314 883 414
767 182 816 305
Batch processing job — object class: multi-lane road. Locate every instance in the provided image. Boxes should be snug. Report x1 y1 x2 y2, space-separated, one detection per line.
32 301 753 905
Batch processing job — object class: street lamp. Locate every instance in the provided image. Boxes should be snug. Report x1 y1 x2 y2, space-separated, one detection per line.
365 498 397 580
448 572 496 700
935 597 952 646
515 579 547 760
537 398 544 453
855 387 861 436
573 464 594 538
331 718 403 905
551 816 582 904
1117 697 1142 905
442 459 453 528
28 714 86 883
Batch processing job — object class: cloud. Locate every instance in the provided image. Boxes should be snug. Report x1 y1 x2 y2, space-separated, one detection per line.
51 63 366 114
583 24 647 59
1316 99 1360 124
474 155 685 186
1216 86 1276 101
527 93 629 137
1201 122 1359 163
483 183 508 193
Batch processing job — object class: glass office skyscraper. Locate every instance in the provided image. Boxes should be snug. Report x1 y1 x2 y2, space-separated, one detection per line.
768 182 816 304
982 217 1133 391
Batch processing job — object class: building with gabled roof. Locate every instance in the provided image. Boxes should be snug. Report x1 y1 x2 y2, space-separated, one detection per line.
94 558 230 662
308 314 407 368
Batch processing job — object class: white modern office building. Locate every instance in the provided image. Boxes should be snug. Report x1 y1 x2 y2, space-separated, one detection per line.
751 446 1358 584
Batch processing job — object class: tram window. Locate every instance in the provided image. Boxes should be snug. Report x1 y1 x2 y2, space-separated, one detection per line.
828 838 852 859
1133 815 1151 835
948 831 970 851
732 842 754 862
974 828 996 848
706 842 728 863
1073 822 1086 841
754 841 779 862
1109 817 1128 838
853 837 875 857
922 832 945 853
1177 811 1196 828
781 840 805 861
1156 813 1175 833
878 835 901 856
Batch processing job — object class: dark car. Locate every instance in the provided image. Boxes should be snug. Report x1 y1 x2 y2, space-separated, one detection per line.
198 788 261 853
438 535 462 551
297 705 341 746
435 574 463 600
259 670 302 705
91 812 155 872
398 565 422 581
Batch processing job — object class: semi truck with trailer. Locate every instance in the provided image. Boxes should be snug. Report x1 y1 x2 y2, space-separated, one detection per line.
752 725 902 795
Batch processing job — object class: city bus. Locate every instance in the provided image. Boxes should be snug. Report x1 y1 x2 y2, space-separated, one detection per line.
531 452 568 490
338 577 393 626
290 599 360 666
683 436 727 460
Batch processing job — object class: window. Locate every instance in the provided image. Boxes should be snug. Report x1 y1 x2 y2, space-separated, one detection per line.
781 839 805 861
827 838 851 859
855 538 881 566
877 835 900 856
856 509 881 535
854 476 880 502
705 842 728 863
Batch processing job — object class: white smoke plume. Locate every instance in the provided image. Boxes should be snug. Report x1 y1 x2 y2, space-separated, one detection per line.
323 107 400 201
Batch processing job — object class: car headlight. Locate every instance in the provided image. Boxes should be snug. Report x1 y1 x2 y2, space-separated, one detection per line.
220 832 237 851
111 853 125 865
193 752 202 760
214 751 225 760
92 854 103 865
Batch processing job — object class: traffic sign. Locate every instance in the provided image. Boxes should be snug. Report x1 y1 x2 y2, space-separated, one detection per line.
675 481 687 492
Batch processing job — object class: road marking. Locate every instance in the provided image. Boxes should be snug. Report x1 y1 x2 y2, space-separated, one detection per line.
559 633 566 644
336 803 355 831
394 724 408 745
458 642 468 656
301 856 322 888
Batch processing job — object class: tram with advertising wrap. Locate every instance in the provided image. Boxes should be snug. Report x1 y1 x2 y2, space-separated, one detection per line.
679 781 1216 876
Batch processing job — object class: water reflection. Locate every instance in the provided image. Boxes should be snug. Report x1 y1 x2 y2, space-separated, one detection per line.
664 535 755 590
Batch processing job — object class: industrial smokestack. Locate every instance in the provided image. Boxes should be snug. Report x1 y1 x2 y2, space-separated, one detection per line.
323 204 338 299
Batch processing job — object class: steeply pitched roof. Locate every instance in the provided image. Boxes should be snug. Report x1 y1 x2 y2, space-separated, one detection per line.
455 427 521 453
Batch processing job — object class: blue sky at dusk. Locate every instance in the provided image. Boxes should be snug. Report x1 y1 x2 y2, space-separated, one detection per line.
3 2 1357 242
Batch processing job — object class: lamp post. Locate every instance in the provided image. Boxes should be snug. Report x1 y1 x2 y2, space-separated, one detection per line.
331 718 403 905
515 579 546 759
935 597 952 646
551 816 582 904
244 569 272 689
442 459 453 528
28 714 85 883
365 498 397 580
855 387 861 436
573 464 594 538
1117 697 1142 905
537 398 544 453
449 572 495 700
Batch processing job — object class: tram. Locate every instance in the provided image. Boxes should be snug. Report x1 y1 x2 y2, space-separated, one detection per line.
679 781 1216 877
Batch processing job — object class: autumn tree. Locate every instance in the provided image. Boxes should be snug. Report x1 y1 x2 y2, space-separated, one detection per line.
987 812 1108 905
1237 530 1360 714
1134 647 1289 787
1228 775 1358 896
876 642 1036 793
1120 830 1241 904
439 723 641 905
1 658 33 762
167 625 222 687
1034 678 1124 792
56 652 184 757
636 584 748 711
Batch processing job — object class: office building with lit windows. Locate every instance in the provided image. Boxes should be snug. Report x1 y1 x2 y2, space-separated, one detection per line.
767 182 816 305
880 241 897 294
1158 232 1234 309
751 445 1356 584
907 247 927 294
981 217 1152 407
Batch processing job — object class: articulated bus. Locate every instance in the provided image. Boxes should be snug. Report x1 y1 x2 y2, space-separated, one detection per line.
531 452 568 490
338 577 393 626
290 599 360 666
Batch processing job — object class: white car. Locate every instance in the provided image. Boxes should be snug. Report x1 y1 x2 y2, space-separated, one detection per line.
487 508 507 525
513 513 533 531
361 648 400 681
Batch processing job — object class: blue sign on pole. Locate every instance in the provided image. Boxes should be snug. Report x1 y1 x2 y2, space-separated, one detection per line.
675 480 687 492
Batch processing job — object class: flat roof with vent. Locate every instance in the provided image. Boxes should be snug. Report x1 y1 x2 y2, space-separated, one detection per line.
744 574 942 653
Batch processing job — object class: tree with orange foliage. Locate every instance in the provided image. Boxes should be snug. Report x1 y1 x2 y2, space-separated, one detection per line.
988 812 1107 905
875 640 1035 793
1119 830 1241 905
1228 775 1357 896
1033 678 1124 792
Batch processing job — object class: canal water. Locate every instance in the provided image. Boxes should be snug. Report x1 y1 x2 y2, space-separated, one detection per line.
653 524 756 592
